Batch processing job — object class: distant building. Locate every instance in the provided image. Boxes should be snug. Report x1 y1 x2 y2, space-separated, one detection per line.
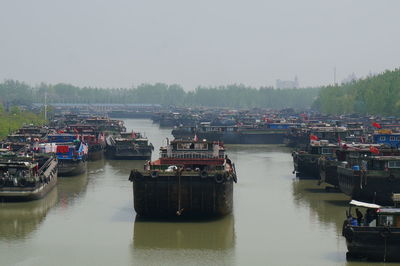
276 76 299 89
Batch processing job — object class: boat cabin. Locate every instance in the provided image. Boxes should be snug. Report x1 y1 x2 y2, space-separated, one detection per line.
149 139 227 171
48 134 78 143
373 131 400 148
308 141 337 156
309 127 348 143
376 208 400 227
160 139 225 160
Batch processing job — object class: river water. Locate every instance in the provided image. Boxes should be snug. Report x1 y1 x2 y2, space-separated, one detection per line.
0 119 395 266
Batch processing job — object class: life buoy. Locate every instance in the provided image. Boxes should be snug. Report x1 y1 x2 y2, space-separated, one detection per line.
151 171 159 178
200 170 208 178
214 173 225 183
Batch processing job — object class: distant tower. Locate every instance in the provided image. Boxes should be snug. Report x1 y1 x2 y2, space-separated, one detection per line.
294 76 299 88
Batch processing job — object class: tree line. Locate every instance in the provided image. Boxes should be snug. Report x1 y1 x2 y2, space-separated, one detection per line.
0 80 319 110
313 68 400 115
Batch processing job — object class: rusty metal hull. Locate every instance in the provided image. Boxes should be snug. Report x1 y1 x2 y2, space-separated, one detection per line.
131 173 234 218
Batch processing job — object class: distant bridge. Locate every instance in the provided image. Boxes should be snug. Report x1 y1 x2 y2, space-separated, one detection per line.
33 103 162 112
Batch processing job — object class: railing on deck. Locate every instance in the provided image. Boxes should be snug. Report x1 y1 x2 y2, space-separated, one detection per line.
160 151 224 159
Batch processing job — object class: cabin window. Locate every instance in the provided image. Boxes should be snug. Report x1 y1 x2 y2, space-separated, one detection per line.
227 127 234 132
177 143 192 150
379 215 394 226
388 161 400 168
380 136 386 141
321 148 333 155
194 143 208 150
390 136 396 141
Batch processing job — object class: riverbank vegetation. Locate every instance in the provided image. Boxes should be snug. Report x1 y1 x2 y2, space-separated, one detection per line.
0 80 319 109
313 68 400 115
0 104 46 138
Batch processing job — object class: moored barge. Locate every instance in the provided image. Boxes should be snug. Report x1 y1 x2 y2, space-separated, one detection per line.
0 153 58 201
129 139 237 218
172 122 299 144
292 140 338 179
343 199 400 262
337 151 400 204
48 134 88 176
106 132 153 160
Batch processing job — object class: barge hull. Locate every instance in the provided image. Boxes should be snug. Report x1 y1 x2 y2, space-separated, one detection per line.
338 169 400 204
58 160 87 177
344 227 400 261
0 175 57 201
132 174 233 218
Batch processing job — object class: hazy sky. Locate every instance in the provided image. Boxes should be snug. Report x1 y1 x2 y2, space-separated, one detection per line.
0 0 399 90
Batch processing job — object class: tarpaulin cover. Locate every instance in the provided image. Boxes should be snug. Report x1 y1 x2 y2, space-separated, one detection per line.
57 145 70 153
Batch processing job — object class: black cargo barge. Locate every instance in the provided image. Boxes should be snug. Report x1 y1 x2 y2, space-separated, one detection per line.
337 155 400 204
342 200 400 262
292 141 337 179
129 139 237 218
172 123 298 144
106 132 153 160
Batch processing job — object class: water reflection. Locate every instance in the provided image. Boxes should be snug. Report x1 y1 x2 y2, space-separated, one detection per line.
106 159 146 177
57 171 89 207
292 179 350 234
133 215 235 250
0 188 58 240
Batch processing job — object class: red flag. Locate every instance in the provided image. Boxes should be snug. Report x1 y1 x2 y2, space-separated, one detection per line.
372 122 382 129
310 134 318 141
370 146 379 155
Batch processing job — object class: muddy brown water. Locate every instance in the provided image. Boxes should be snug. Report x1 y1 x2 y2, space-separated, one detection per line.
0 119 396 265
